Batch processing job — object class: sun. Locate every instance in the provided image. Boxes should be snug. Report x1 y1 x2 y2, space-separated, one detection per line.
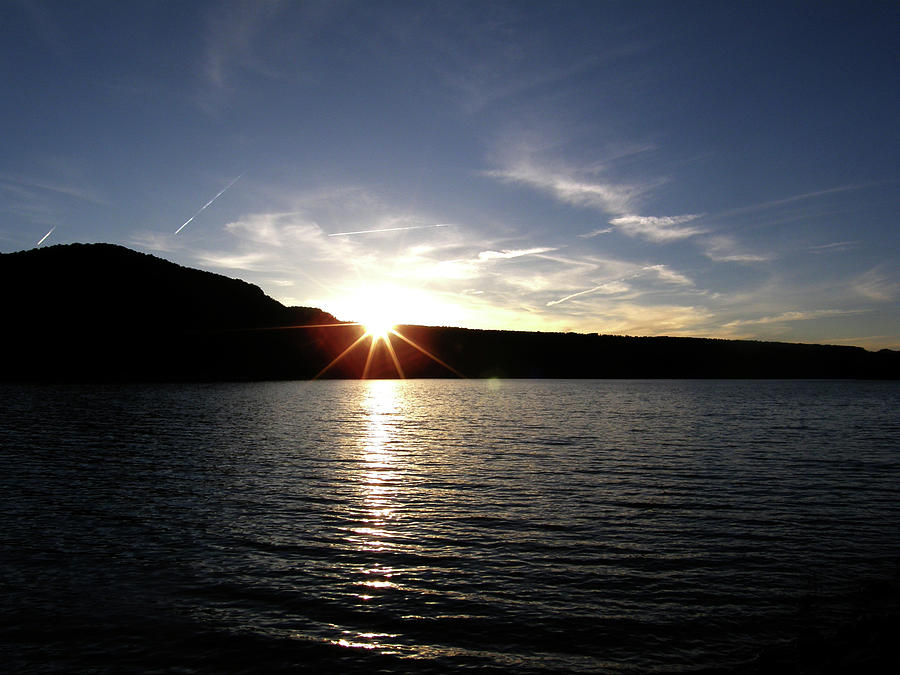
310 283 464 380
363 317 395 341
341 286 400 341
310 301 464 380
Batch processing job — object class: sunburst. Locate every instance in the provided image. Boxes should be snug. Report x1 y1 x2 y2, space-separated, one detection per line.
246 289 464 380
311 323 462 380
363 318 394 342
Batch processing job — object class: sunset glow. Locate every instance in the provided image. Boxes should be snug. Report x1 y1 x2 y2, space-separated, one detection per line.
2 2 898 349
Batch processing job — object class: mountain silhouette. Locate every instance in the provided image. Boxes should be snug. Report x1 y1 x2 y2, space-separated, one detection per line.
1 243 897 381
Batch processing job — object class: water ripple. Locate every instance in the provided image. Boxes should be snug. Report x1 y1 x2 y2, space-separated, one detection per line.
1 379 899 672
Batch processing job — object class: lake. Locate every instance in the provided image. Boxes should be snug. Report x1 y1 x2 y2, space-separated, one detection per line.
2 379 899 672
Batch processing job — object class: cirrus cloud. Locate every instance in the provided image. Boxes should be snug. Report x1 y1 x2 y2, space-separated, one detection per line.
609 214 704 242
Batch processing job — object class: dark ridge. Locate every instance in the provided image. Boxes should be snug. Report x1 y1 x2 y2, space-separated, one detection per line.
0 243 337 330
390 326 900 380
1 243 898 381
0 243 340 381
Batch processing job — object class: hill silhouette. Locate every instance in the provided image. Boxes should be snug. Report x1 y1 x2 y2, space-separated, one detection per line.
1 243 898 381
2 243 335 330
1 243 340 380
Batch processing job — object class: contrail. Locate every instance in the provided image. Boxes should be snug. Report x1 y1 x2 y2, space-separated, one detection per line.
175 172 245 234
328 223 451 237
36 227 55 246
547 285 605 306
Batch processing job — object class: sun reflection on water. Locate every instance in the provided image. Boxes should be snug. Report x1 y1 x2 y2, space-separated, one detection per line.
358 379 401 547
337 379 410 652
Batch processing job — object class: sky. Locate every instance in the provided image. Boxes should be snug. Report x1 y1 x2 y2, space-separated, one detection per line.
2 1 899 349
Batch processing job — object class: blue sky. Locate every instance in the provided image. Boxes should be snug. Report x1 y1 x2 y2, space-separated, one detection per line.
3 1 899 349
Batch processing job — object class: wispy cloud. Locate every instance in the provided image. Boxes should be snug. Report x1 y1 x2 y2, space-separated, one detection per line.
808 240 860 254
202 0 282 91
718 183 886 219
0 174 106 205
701 235 771 263
555 301 714 337
722 309 867 329
130 231 183 253
545 262 693 307
852 267 899 302
484 147 707 246
177 195 470 308
614 303 714 336
641 264 693 286
390 243 562 285
476 247 555 261
222 212 343 260
0 169 107 240
609 214 704 242
329 223 451 237
484 160 646 214
0 182 58 226
481 135 659 215
420 2 647 115
578 226 613 238
199 0 350 107
194 251 271 271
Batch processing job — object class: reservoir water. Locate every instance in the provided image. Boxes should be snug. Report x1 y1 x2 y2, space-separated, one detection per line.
2 379 899 672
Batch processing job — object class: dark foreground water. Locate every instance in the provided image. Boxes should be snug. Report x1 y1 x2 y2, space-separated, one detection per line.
1 379 899 673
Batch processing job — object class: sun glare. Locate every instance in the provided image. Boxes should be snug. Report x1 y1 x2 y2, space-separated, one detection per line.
364 318 395 341
310 283 466 380
330 283 466 333
340 286 401 341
